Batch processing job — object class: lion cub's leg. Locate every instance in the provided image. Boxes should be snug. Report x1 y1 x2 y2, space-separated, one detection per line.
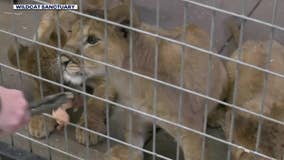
103 113 150 160
28 115 56 138
27 82 57 138
75 97 107 145
75 84 116 145
159 122 202 160
179 131 202 160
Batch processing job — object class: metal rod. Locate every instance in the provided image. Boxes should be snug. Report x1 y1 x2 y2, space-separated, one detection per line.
32 8 44 155
227 0 246 159
152 0 160 159
128 0 134 159
255 0 278 153
11 0 23 148
201 0 216 159
176 2 188 160
104 0 111 156
78 0 91 159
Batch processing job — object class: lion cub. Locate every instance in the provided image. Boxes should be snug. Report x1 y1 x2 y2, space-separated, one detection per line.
7 27 115 145
225 40 284 160
223 17 284 159
61 3 228 160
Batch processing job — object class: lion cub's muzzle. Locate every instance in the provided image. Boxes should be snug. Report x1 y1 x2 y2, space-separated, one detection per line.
60 55 85 86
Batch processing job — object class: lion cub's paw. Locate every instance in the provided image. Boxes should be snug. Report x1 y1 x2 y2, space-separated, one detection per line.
28 116 56 138
75 127 101 145
75 118 106 145
103 145 143 160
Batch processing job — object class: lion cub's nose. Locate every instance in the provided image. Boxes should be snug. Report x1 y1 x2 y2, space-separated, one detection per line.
61 56 71 66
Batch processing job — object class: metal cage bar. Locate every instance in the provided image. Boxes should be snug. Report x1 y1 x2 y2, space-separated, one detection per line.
255 0 278 153
78 0 91 159
176 2 188 160
103 0 112 158
201 0 216 159
226 0 247 159
152 0 160 159
128 0 135 159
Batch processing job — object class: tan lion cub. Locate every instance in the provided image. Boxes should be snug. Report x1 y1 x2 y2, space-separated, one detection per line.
7 28 116 145
8 0 124 145
224 19 284 159
225 40 284 160
60 3 228 160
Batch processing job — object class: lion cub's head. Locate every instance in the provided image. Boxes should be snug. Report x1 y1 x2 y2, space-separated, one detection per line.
61 4 140 86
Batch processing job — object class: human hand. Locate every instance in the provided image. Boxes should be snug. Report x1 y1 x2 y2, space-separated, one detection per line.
0 86 30 135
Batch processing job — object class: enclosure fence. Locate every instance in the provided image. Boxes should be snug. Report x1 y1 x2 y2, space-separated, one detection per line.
0 0 283 160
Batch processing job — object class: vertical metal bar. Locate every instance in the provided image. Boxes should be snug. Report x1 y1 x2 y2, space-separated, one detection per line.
33 11 44 99
32 4 50 158
54 7 70 155
152 0 160 159
176 2 188 160
226 0 246 159
63 125 69 152
26 1 43 153
11 0 25 148
255 0 277 154
43 115 52 160
55 11 64 93
201 1 216 160
104 0 111 157
78 0 90 159
128 0 134 159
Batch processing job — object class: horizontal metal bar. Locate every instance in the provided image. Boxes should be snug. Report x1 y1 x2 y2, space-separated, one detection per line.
0 62 276 160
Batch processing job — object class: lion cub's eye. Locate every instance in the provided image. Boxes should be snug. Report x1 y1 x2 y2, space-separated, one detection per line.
86 35 100 45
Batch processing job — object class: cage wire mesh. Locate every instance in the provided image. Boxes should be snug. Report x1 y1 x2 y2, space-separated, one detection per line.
0 0 284 160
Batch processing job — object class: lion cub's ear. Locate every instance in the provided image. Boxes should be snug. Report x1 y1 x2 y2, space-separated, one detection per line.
49 27 68 47
108 2 141 38
7 43 29 67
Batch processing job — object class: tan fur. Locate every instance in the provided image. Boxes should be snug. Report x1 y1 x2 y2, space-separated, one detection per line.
225 40 284 160
62 5 228 159
7 25 114 145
